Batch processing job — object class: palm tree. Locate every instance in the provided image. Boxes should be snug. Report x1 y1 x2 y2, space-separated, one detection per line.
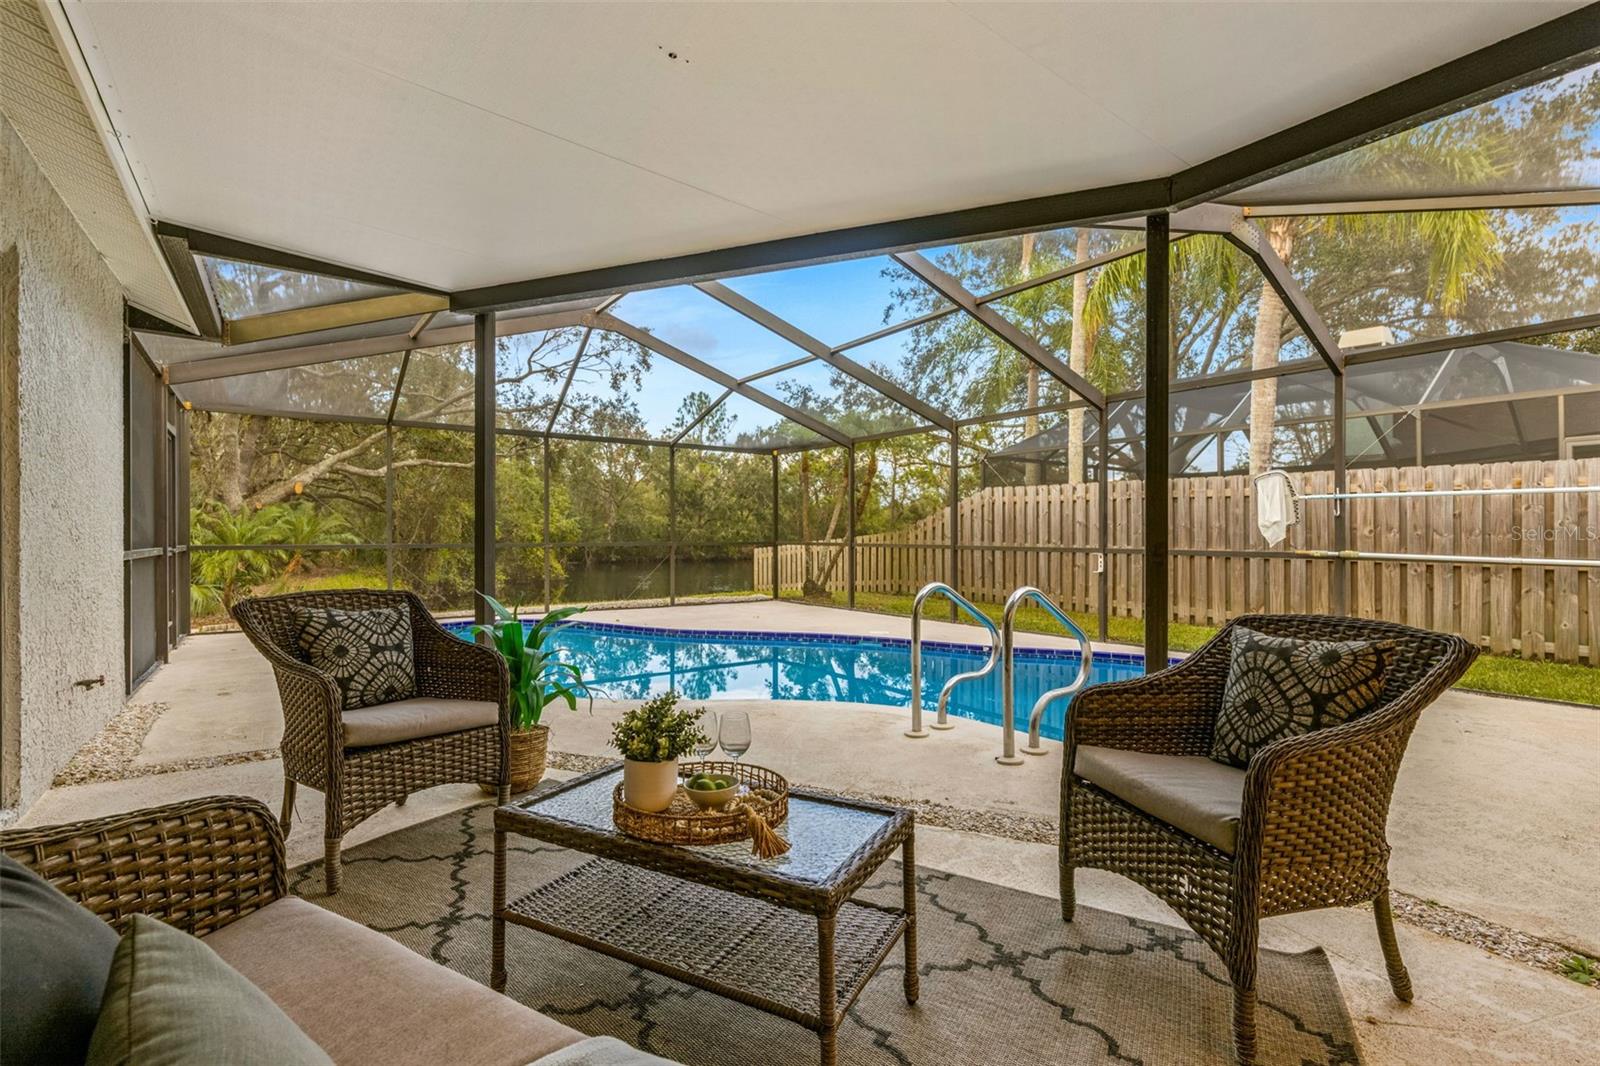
276 503 358 578
189 505 293 612
1244 195 1502 472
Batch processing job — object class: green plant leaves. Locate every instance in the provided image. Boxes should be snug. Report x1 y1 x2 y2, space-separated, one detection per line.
473 596 591 730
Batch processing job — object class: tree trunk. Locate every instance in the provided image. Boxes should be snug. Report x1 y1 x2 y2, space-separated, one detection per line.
1067 229 1092 483
1248 220 1297 474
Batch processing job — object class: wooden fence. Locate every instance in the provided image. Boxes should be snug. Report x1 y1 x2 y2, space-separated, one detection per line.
754 458 1600 663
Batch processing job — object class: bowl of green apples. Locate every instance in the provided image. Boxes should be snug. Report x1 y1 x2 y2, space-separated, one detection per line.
684 770 739 810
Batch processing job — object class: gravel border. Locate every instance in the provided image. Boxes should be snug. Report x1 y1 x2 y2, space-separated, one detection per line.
52 702 167 786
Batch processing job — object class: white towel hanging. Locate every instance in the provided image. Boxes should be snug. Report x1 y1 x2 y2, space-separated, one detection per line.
1252 469 1300 547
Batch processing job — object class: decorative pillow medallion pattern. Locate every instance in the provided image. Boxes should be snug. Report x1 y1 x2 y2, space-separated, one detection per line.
295 605 417 710
1210 626 1390 767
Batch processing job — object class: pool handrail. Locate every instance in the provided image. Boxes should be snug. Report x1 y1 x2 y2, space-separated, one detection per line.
998 586 1094 765
907 582 1000 738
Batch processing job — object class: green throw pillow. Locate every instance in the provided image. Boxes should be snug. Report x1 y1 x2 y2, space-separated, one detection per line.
87 913 332 1066
1210 626 1391 768
294 604 416 710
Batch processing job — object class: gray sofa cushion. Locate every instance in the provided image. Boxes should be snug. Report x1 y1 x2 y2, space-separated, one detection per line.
294 604 417 710
0 854 120 1066
1074 745 1246 854
205 898 583 1066
87 914 331 1066
1210 626 1390 768
341 696 498 747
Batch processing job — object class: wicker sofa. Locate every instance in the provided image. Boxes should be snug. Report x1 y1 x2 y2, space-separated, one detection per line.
1060 614 1478 1065
232 588 510 894
0 796 608 1066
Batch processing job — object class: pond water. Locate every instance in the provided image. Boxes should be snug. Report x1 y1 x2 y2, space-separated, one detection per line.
556 556 755 604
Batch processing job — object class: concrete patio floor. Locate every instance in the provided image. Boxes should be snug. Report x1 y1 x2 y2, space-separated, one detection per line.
18 600 1598 1065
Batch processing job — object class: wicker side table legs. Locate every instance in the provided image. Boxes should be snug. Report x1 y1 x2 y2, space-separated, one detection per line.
817 915 838 1066
492 826 508 993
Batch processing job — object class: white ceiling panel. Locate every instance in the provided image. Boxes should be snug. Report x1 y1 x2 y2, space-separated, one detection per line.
63 0 1585 296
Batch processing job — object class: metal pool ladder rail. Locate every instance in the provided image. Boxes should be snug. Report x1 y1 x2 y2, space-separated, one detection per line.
998 587 1093 765
906 582 1000 739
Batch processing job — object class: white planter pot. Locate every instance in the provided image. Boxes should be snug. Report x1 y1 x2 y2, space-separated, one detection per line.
622 758 678 812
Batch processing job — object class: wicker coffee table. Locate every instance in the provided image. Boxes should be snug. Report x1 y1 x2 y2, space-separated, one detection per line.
492 765 917 1066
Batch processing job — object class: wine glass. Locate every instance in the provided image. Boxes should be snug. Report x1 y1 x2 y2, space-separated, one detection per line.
692 708 719 775
718 711 752 765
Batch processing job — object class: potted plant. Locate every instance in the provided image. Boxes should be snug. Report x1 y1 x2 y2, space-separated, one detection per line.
473 594 591 793
611 692 709 813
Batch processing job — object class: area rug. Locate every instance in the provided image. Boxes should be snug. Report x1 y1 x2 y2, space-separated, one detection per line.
291 803 1361 1065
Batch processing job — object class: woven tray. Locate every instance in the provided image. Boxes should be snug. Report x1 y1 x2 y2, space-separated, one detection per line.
612 761 788 847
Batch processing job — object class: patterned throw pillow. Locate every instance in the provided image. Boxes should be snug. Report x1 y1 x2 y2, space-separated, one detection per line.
1210 626 1390 768
294 605 417 711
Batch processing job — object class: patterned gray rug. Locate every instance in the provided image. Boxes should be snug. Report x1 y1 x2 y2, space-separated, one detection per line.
291 804 1361 1065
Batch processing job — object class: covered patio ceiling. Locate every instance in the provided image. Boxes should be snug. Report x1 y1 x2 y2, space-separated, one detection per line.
23 0 1592 455
48 1 1600 319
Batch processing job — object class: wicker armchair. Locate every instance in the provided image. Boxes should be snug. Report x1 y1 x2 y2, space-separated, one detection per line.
232 589 509 893
1061 614 1477 1065
0 796 285 936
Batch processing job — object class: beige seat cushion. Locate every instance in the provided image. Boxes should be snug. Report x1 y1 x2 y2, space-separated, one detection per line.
341 697 497 747
1074 746 1246 854
206 898 581 1066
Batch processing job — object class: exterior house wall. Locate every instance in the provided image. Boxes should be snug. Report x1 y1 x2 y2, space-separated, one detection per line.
0 114 126 815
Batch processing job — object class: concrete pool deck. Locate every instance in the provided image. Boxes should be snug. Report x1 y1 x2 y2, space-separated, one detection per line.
16 599 1599 1064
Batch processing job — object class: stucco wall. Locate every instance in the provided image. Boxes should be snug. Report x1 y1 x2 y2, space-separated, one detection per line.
1 114 126 814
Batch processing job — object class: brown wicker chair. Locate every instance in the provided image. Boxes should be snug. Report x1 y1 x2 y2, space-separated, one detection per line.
232 589 509 893
1060 614 1478 1065
0 796 286 935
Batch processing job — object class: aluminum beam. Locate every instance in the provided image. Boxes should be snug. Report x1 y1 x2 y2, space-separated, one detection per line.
693 280 956 431
892 251 1105 408
223 292 449 346
1226 218 1344 373
154 232 220 340
163 307 594 384
1142 214 1171 669
974 240 1147 304
594 313 850 445
1241 189 1600 216
154 222 445 295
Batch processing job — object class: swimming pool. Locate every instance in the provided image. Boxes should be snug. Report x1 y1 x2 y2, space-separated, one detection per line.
447 619 1160 742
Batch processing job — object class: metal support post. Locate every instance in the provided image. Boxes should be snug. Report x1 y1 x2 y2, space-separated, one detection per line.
473 312 496 624
1143 215 1170 669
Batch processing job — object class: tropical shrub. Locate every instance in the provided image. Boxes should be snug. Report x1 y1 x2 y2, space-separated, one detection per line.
471 594 591 731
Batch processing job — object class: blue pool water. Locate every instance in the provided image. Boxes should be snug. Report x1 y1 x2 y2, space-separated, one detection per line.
449 620 1157 742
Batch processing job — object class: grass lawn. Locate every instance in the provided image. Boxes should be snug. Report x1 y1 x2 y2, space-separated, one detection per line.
784 591 1599 708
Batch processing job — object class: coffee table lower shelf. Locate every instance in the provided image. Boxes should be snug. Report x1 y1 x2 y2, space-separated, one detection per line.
500 857 908 1033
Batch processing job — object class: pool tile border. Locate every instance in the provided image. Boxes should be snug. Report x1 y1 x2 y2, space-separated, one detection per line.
443 616 1181 667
